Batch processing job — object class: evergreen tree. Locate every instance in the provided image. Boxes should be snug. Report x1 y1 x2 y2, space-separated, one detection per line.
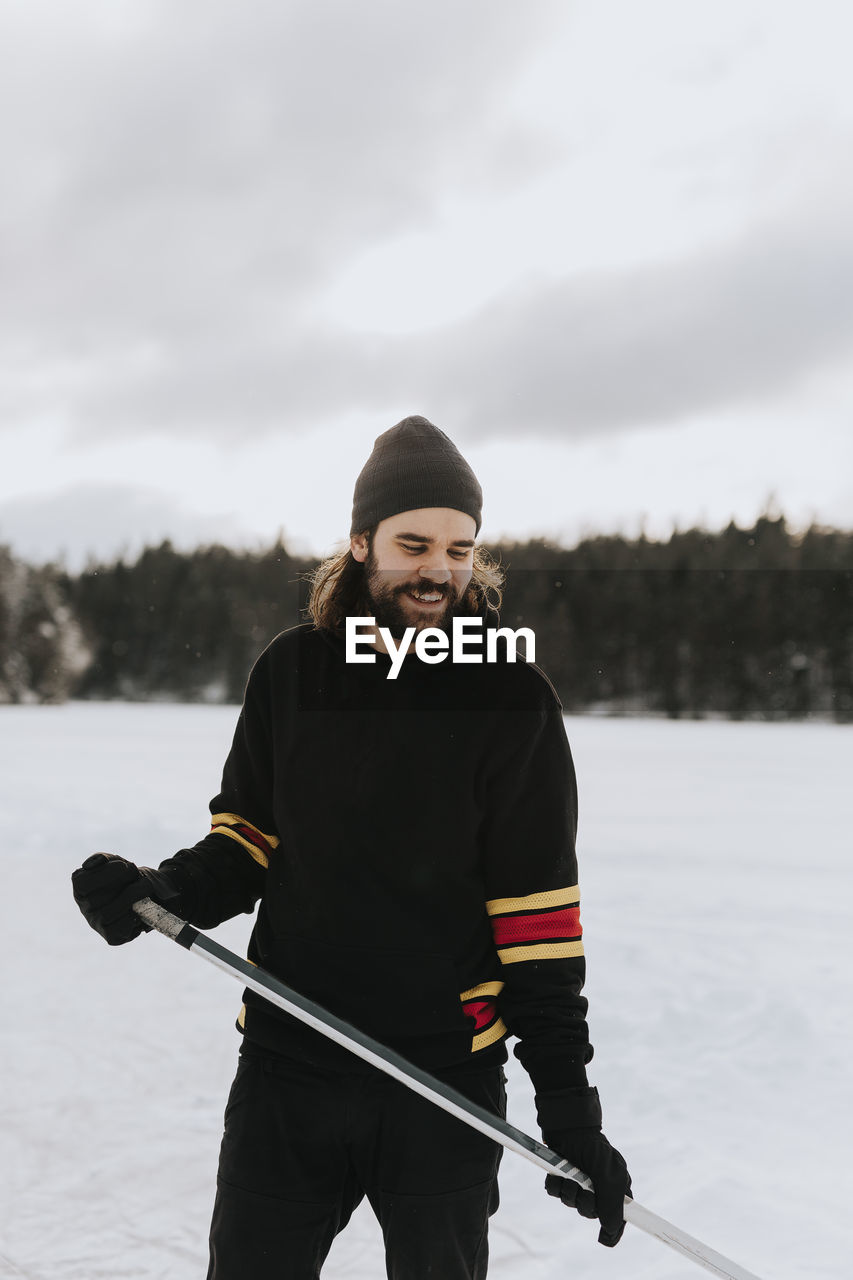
3 520 850 719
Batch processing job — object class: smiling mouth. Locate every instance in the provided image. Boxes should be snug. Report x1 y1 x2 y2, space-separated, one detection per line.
405 587 446 605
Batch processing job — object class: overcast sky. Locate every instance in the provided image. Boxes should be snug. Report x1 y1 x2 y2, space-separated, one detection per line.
2 0 852 566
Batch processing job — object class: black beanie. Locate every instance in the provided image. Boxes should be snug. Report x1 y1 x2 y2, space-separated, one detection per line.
350 416 483 535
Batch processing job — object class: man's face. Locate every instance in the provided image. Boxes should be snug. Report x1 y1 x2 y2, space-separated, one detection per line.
350 508 476 637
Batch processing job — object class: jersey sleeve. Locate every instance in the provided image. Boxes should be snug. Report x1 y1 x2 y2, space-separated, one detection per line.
157 649 278 928
480 684 594 1098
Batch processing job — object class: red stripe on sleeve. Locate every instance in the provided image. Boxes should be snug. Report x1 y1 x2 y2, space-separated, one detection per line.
235 825 273 856
491 906 581 947
462 998 498 1033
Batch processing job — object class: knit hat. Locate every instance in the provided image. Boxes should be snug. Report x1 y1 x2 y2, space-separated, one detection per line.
350 415 482 535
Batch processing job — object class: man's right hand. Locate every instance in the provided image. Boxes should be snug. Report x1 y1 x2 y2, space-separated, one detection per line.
71 852 181 945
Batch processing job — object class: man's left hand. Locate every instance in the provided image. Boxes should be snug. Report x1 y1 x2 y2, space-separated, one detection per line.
544 1128 632 1246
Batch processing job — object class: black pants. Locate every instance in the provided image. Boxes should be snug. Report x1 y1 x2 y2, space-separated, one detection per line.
207 1046 506 1280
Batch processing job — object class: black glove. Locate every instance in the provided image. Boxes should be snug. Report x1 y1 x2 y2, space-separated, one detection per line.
536 1085 631 1247
72 852 182 945
544 1127 632 1246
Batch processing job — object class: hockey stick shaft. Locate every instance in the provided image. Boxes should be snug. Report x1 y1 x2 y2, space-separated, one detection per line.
134 899 765 1280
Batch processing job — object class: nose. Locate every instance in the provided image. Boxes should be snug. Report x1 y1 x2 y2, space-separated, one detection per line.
418 558 453 585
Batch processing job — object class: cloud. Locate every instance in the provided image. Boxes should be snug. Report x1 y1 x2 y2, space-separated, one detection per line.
0 483 247 567
0 0 563 433
429 196 853 438
3 1 853 450
34 191 852 444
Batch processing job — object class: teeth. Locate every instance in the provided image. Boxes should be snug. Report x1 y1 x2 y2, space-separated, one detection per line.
412 590 442 601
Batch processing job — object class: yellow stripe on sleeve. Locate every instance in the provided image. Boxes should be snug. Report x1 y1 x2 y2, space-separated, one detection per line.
472 1018 508 1052
497 939 585 965
213 825 270 868
486 885 579 916
210 812 280 848
209 811 279 869
459 980 505 1002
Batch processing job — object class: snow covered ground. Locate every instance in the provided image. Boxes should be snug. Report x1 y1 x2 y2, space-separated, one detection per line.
1 702 851 1279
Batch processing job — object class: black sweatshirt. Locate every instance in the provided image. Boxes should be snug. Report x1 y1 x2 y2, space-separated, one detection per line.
160 623 594 1100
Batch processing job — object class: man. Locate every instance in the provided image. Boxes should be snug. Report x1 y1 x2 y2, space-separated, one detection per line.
72 416 631 1279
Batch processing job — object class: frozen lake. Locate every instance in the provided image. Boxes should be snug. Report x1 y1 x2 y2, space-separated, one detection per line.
1 702 851 1278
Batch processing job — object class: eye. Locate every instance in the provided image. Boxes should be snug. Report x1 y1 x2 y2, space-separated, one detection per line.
449 549 471 560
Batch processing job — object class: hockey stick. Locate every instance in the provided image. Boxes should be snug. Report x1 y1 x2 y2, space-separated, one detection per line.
134 898 765 1280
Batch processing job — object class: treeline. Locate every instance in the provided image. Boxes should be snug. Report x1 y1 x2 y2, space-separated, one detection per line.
66 540 309 704
499 518 852 722
1 517 851 720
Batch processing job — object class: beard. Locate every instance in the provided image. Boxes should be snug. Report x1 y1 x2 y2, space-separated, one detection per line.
362 548 472 640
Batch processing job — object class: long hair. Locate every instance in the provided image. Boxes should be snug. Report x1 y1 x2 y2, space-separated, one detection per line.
306 529 505 633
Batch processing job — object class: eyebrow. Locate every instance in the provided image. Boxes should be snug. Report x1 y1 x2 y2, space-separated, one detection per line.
394 532 476 548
